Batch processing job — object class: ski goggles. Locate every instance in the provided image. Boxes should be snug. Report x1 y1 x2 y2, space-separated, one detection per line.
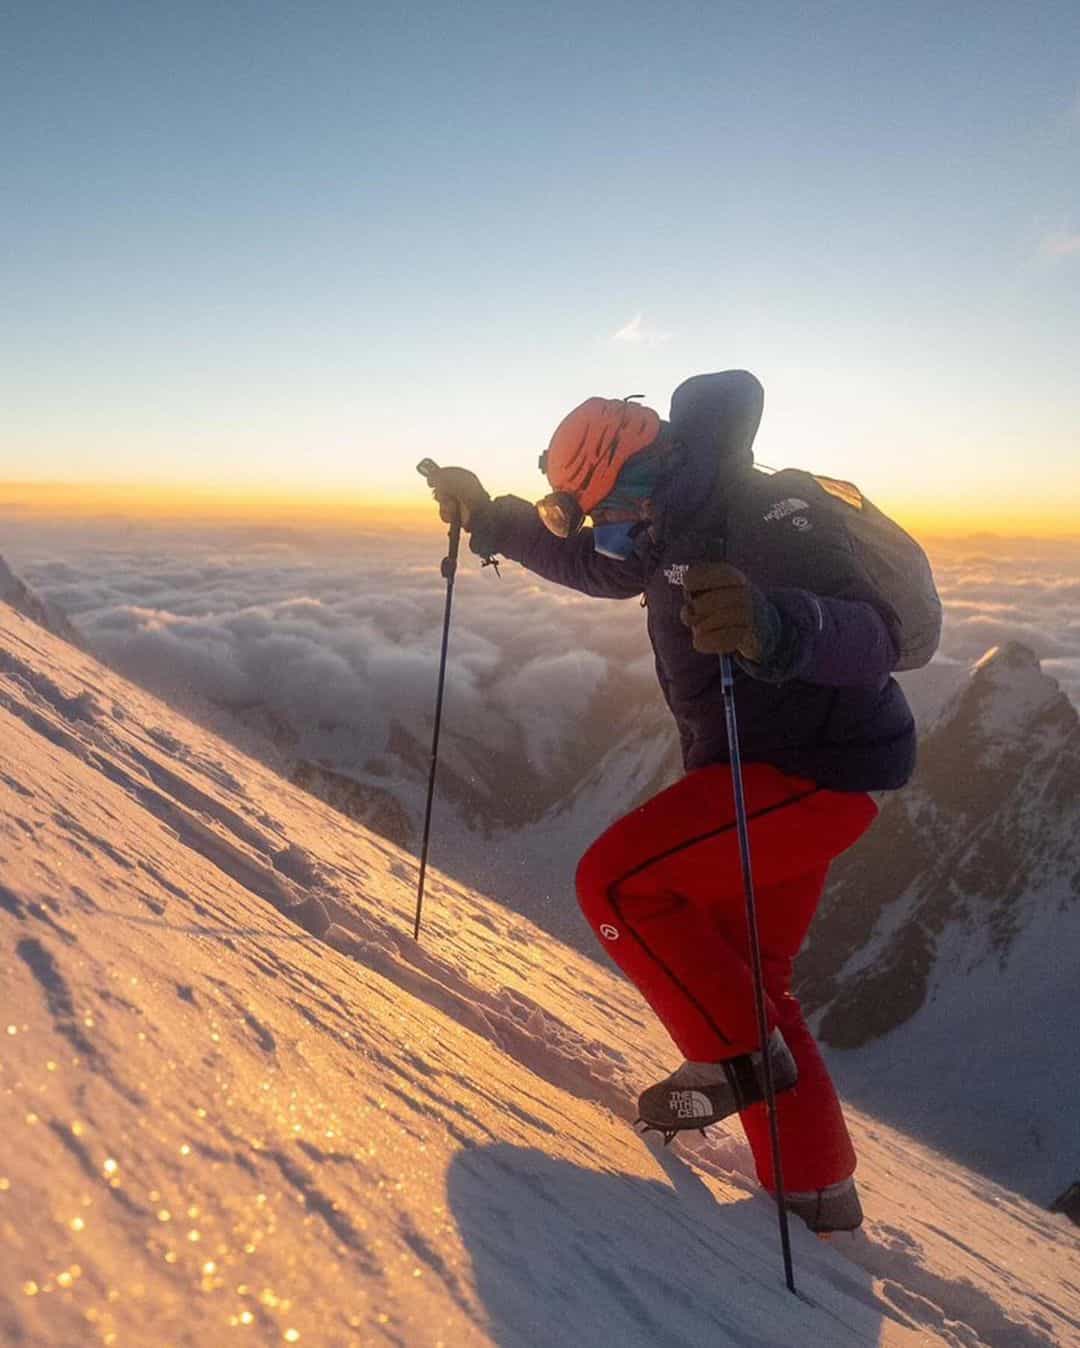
536 447 655 540
535 490 646 540
536 490 586 538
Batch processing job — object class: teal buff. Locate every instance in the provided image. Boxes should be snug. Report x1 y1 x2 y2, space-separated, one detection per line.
596 452 662 506
591 454 663 559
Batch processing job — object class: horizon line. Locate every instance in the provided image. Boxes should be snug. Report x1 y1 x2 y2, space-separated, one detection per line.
1 479 1077 541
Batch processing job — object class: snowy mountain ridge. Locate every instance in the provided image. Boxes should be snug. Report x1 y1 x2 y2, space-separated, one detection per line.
259 667 683 950
800 640 1079 1028
4 547 1075 1205
798 641 1080 1203
2 599 1079 1346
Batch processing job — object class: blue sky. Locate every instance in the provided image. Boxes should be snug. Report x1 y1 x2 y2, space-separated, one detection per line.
3 1 1079 528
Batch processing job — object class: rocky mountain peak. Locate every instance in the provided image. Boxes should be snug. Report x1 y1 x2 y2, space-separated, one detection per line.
796 639 1080 1202
971 639 1041 675
957 638 1069 719
798 640 1079 1041
926 641 1076 787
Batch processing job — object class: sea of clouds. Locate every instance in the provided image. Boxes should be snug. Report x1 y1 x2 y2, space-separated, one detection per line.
928 536 1080 706
2 517 1078 784
0 517 660 784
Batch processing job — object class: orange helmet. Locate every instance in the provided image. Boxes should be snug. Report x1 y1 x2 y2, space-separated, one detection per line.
541 397 662 513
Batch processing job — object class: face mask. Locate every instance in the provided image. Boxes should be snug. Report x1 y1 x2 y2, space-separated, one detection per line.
593 520 640 560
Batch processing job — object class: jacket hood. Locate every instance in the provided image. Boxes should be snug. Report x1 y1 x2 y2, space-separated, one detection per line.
646 370 765 558
668 370 763 469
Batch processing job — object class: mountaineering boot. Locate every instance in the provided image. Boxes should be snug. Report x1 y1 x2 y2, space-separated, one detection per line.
636 1027 798 1142
786 1176 863 1234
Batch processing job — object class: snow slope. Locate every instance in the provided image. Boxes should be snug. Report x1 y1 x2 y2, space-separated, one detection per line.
1 600 1077 1348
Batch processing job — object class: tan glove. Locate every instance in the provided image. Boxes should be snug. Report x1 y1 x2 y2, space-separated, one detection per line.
680 562 778 663
428 467 491 532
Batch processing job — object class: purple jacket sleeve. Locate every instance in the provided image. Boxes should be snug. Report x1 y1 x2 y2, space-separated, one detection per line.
469 496 645 600
743 587 900 687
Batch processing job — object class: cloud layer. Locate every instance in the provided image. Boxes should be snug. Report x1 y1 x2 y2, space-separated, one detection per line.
927 536 1080 708
1 519 660 793
4 519 1078 791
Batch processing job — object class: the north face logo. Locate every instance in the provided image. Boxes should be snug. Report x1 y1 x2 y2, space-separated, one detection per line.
664 564 689 586
764 497 810 523
669 1089 713 1120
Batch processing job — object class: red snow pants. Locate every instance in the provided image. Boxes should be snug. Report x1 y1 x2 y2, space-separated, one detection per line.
575 763 877 1193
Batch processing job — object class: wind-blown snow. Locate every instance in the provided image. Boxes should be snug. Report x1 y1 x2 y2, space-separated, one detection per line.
1 600 1077 1347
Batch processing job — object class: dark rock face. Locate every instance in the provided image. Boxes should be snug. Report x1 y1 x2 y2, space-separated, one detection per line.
291 760 414 851
797 642 1080 1048
1051 1181 1080 1226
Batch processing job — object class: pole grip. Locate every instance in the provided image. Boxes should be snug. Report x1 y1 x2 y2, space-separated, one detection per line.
418 457 462 556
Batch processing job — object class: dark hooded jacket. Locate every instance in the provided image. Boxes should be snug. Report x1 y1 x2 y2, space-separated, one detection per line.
468 370 916 793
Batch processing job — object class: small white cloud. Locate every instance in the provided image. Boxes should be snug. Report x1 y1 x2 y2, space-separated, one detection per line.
611 313 671 346
1040 230 1080 259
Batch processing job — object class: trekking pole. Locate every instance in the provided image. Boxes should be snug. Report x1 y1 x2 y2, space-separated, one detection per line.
720 652 797 1295
412 458 461 942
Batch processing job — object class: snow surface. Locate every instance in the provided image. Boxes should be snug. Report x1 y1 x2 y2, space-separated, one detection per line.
1 600 1078 1347
837 904 1080 1202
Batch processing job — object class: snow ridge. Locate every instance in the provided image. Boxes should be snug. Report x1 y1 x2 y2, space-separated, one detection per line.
799 643 1080 1205
2 600 1077 1347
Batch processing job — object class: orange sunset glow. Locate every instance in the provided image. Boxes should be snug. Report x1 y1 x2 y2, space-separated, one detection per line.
3 477 1075 541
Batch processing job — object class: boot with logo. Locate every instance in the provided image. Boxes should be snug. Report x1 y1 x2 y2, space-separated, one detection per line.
786 1176 864 1235
636 1027 798 1144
